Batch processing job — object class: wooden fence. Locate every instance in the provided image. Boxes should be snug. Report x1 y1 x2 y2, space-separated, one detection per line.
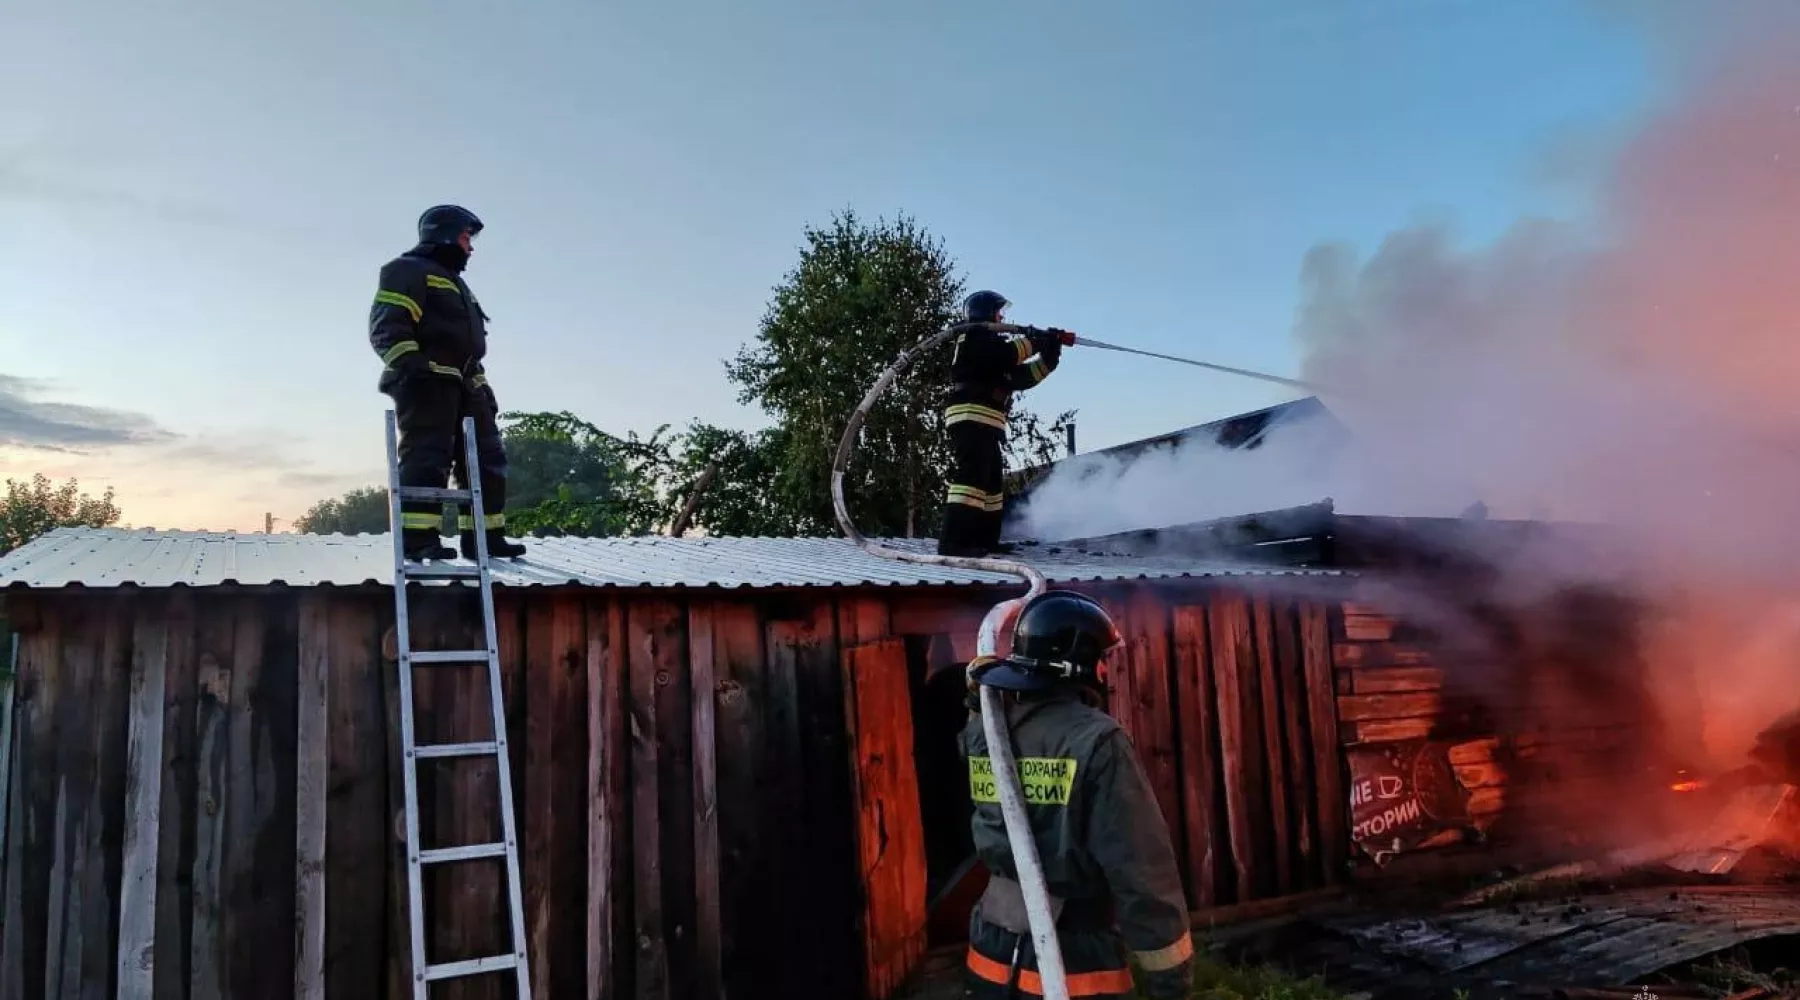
0 578 1353 1000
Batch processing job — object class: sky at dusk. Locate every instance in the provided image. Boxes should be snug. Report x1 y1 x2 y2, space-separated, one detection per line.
1 0 1668 531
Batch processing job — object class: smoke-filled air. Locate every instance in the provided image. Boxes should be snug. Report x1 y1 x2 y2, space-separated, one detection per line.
1015 3 1800 780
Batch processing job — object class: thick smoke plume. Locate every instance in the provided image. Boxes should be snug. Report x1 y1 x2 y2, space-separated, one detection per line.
1018 7 1800 776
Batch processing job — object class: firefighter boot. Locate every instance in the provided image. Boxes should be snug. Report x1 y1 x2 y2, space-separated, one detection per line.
403 530 457 562
461 529 527 560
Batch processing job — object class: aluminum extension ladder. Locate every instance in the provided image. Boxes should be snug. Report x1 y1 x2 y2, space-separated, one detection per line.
383 410 532 999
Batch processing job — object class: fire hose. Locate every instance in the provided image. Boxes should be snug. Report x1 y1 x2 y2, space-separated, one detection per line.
831 323 1071 1000
830 322 1310 1000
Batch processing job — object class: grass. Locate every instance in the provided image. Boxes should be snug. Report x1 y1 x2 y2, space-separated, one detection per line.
1136 952 1344 1000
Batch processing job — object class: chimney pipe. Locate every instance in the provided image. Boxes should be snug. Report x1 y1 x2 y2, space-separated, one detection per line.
1064 422 1076 457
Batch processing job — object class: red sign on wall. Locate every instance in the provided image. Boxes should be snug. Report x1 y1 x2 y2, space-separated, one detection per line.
1346 738 1476 864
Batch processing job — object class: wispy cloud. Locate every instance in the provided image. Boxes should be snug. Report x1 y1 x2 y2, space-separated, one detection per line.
0 373 176 450
1 371 371 529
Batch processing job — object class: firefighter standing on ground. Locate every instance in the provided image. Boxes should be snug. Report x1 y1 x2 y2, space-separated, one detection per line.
961 590 1194 999
369 204 527 561
937 290 1072 558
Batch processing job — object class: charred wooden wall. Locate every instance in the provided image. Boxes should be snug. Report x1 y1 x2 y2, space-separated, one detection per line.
1333 586 1667 868
0 578 1353 1000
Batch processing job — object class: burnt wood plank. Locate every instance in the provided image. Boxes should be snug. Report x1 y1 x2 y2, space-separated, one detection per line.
0 617 60 998
1123 591 1183 851
118 604 171 996
686 603 723 1000
323 597 387 1000
153 592 198 1000
1250 595 1293 895
1333 642 1436 668
1300 603 1348 886
587 598 632 1000
1207 594 1257 903
1336 692 1444 723
548 597 590 1000
524 598 557 995
712 602 770 999
1272 601 1319 889
759 602 808 995
1171 603 1222 909
190 603 236 1000
843 635 927 1000
780 601 859 1000
222 597 298 999
294 594 328 1000
1348 666 1446 694
629 599 695 1000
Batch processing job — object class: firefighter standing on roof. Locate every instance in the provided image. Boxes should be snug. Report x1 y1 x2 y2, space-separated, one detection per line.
961 591 1194 999
369 205 528 562
937 290 1071 558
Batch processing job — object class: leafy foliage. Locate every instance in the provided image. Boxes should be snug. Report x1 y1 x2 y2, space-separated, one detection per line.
725 208 1073 538
725 209 960 537
293 485 390 535
664 421 792 537
499 410 673 536
1 473 122 555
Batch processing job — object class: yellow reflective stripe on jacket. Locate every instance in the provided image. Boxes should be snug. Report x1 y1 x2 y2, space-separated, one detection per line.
427 362 464 378
968 755 1079 806
1132 934 1194 973
456 512 506 531
381 340 421 365
399 512 442 530
1012 337 1032 363
945 484 1004 512
374 290 422 323
1025 358 1049 384
424 274 459 291
469 373 488 389
944 403 1007 429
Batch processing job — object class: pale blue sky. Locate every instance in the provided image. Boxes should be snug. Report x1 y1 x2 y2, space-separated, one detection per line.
0 0 1661 530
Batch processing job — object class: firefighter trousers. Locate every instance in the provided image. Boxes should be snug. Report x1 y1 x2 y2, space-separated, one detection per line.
386 373 509 552
962 919 1136 999
939 420 1006 555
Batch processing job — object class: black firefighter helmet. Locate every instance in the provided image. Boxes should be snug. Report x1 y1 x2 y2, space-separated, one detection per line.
961 289 1010 324
978 590 1123 693
418 204 484 245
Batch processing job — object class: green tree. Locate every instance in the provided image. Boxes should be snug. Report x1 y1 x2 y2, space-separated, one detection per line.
293 485 390 535
726 208 1071 538
0 473 123 555
664 421 792 537
500 410 673 536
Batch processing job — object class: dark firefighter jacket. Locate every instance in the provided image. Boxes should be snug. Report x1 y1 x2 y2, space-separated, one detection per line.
960 688 1193 998
368 244 493 392
945 323 1060 431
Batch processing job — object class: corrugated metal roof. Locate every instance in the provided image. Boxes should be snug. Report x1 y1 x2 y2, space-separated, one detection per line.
0 527 1340 591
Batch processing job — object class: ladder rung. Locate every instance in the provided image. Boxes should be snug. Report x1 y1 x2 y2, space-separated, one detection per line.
419 842 510 865
423 953 520 982
412 741 499 759
403 562 480 579
398 486 472 503
408 649 492 664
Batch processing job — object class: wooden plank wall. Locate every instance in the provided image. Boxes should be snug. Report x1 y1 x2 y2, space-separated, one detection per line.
0 587 872 1000
1090 586 1347 908
1332 597 1651 855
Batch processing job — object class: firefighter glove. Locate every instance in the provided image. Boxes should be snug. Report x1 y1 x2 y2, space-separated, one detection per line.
390 351 431 382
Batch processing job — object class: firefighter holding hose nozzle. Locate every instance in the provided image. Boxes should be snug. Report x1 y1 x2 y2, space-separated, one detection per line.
961 590 1194 999
937 290 1074 557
